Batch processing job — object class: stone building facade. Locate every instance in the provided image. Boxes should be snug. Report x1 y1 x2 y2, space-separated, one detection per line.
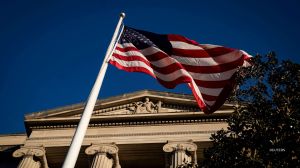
0 90 233 168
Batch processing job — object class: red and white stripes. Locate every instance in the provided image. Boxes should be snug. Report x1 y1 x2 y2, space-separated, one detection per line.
110 34 251 113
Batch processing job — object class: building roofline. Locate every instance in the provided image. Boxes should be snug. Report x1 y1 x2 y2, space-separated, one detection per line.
24 90 195 119
0 133 26 137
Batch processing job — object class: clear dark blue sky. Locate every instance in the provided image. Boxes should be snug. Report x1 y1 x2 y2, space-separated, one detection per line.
1 0 299 134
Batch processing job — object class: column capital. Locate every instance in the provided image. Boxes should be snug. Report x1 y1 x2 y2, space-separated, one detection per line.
13 146 45 158
163 140 197 153
163 141 198 168
85 143 121 168
13 146 48 168
85 143 119 156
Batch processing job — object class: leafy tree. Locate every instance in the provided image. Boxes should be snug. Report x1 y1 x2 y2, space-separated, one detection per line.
199 53 300 168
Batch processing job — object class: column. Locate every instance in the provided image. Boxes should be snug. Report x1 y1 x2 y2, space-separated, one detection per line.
163 140 197 168
13 146 48 168
85 144 121 168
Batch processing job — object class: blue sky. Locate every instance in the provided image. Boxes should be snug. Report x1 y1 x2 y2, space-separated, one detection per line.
1 0 299 134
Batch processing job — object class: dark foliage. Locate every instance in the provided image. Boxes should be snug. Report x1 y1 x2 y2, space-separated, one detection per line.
178 162 198 168
199 53 300 168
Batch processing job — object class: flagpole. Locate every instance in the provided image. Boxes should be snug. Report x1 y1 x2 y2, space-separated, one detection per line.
62 12 125 168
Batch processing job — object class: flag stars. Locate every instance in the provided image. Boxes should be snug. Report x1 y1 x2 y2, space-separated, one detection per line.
120 27 157 48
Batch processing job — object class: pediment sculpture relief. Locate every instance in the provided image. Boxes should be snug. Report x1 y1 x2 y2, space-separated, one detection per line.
128 98 162 114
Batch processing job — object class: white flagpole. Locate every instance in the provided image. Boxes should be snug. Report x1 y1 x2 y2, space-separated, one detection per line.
62 12 125 168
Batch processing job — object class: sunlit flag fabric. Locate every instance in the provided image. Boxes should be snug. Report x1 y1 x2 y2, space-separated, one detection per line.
110 26 251 114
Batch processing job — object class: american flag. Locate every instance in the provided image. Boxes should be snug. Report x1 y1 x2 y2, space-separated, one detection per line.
110 26 251 113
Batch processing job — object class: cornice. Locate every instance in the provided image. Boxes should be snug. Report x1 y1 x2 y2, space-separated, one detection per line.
27 130 218 141
25 111 231 134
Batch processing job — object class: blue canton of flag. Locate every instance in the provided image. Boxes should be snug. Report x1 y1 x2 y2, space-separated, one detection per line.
121 27 156 49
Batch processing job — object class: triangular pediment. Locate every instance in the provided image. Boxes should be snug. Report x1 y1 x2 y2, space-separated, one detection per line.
24 90 235 135
25 90 234 120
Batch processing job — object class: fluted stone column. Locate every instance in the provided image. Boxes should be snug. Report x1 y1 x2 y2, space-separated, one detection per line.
17 156 41 168
163 141 197 168
13 146 48 168
85 144 121 168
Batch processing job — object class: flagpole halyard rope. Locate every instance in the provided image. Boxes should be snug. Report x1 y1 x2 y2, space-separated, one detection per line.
106 24 124 63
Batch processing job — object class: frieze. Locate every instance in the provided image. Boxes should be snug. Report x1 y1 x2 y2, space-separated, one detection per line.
28 130 217 141
28 118 226 130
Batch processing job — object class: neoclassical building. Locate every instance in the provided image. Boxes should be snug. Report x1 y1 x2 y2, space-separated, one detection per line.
0 90 233 168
